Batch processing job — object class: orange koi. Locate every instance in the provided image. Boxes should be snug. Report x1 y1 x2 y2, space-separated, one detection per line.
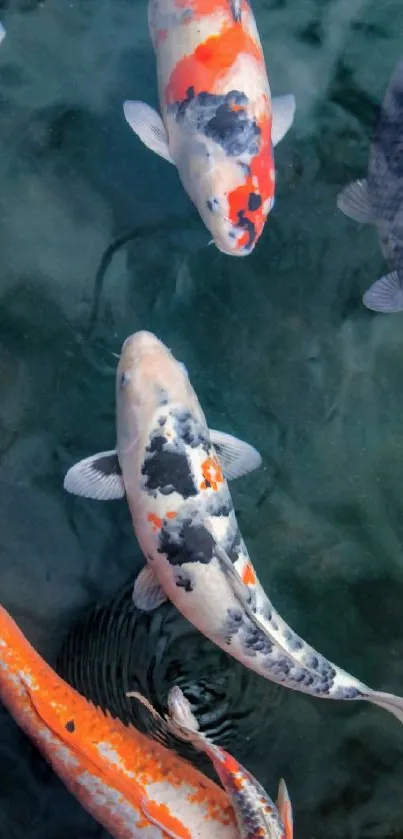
0 604 240 839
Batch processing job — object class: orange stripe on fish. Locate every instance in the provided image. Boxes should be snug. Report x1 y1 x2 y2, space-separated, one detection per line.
0 605 239 839
165 24 264 104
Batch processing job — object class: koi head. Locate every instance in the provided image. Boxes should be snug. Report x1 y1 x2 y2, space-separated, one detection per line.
170 89 275 256
177 147 274 257
116 331 201 460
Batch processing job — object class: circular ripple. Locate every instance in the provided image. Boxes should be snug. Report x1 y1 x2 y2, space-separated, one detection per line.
56 582 284 773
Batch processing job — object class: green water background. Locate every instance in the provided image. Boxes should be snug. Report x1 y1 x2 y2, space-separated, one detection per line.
1 0 403 837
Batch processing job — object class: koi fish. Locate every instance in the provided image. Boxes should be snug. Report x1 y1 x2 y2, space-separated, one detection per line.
0 602 241 839
337 58 403 313
128 685 293 839
64 330 403 726
123 0 295 256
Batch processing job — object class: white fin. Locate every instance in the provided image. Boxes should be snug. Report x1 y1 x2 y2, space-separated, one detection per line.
210 430 262 480
212 542 269 627
63 451 125 500
213 542 251 601
127 689 201 751
167 686 200 733
230 0 241 21
132 565 167 611
123 101 174 163
271 94 296 147
277 779 293 839
140 798 185 839
362 271 403 313
367 689 403 726
336 179 373 224
0 22 6 44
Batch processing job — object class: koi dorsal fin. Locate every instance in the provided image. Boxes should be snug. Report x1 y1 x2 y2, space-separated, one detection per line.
277 779 293 839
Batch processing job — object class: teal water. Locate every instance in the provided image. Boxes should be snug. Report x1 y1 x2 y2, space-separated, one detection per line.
1 0 403 837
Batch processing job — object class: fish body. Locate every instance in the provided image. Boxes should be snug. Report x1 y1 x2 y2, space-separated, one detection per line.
130 686 293 839
65 330 403 726
0 603 239 839
337 58 403 312
123 0 295 255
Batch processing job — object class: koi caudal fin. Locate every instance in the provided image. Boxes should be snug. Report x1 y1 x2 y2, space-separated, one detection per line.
367 689 403 725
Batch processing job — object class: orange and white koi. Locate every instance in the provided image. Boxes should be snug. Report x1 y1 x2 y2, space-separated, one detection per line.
64 330 403 727
129 685 293 839
122 0 295 255
0 602 242 839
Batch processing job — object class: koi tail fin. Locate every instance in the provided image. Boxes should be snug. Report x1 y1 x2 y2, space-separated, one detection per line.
367 689 403 725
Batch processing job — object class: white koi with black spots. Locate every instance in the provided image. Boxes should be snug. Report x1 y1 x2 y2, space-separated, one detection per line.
65 331 403 726
128 685 293 839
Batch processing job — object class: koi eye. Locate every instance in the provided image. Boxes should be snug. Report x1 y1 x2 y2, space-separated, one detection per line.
120 372 130 389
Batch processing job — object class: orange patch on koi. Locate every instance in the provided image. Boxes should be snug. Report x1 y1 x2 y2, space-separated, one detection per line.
200 456 224 491
0 605 237 836
165 24 264 104
147 512 163 531
227 112 273 250
166 511 178 519
241 563 256 586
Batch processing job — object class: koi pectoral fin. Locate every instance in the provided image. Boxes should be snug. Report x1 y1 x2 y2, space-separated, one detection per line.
127 691 197 753
337 179 374 224
132 565 167 611
271 94 296 147
140 797 190 839
167 686 200 734
123 101 174 164
362 271 403 313
209 429 262 480
63 451 125 500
